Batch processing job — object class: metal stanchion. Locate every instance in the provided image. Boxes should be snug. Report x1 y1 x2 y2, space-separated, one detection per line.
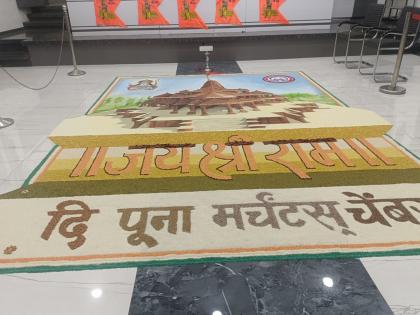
379 11 411 95
62 5 86 77
0 117 14 129
204 51 211 74
199 45 213 74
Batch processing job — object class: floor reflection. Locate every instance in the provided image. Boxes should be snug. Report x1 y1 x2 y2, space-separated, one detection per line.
176 61 243 75
129 259 392 315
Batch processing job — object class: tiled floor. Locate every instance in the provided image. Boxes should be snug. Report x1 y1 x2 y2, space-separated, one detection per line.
1 55 420 314
129 260 393 315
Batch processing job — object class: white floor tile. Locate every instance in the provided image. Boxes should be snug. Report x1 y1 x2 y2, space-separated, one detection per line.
0 180 23 194
0 268 137 315
362 256 420 314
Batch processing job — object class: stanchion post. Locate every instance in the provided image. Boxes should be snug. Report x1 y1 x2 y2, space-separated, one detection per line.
379 11 411 95
62 5 86 77
204 51 211 74
199 45 213 74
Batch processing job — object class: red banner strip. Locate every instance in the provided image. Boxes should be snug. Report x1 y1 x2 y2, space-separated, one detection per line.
177 0 208 29
259 0 288 24
215 0 241 25
94 0 126 27
138 0 169 25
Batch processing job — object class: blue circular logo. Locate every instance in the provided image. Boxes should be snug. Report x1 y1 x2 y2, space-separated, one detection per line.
263 75 295 84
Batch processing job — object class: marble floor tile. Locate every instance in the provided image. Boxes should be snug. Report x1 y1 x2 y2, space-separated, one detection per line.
0 268 137 315
0 147 36 164
0 179 24 194
0 161 22 180
129 260 393 315
5 158 44 181
176 61 243 75
0 134 45 150
362 256 420 314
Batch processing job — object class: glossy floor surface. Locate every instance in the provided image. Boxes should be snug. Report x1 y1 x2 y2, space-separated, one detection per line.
130 260 393 315
1 55 420 314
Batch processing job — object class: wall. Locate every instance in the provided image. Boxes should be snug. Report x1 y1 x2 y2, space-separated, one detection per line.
0 0 25 32
67 0 418 38
332 0 355 18
68 0 338 37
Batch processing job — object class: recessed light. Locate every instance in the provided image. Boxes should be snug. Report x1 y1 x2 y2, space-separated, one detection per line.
322 277 334 288
91 288 103 298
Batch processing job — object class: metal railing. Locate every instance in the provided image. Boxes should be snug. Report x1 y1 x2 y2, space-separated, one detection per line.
379 11 412 95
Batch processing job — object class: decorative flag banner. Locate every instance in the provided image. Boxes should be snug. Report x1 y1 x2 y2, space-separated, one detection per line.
177 0 208 29
94 0 126 27
138 0 169 25
215 0 241 25
259 0 288 24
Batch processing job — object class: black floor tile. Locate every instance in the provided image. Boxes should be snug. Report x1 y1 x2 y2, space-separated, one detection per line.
176 61 243 75
128 259 392 315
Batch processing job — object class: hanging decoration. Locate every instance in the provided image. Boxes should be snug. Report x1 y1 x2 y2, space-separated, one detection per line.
259 0 288 24
215 0 241 25
177 0 208 29
138 0 169 25
94 0 126 27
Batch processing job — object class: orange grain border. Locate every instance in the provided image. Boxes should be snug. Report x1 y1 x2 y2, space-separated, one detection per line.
2 240 420 264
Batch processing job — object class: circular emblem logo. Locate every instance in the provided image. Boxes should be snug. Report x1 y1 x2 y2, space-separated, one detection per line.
263 75 295 84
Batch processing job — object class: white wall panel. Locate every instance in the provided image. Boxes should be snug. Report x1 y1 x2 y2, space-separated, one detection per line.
0 0 26 32
332 0 355 18
66 0 340 37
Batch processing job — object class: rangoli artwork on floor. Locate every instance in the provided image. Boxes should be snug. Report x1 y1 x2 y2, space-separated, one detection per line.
1 72 420 274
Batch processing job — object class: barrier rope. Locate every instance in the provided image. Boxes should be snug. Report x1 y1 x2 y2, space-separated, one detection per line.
0 15 65 91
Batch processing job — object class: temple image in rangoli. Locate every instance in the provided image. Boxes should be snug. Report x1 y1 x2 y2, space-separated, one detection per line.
48 75 392 148
142 79 288 115
114 79 321 129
